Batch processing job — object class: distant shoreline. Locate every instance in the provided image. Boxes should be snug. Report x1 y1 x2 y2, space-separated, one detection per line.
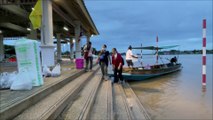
143 53 213 55
120 50 213 56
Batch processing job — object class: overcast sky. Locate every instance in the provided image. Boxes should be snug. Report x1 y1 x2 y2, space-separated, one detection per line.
84 0 212 53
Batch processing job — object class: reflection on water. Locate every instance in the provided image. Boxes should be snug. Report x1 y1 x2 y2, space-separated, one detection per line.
129 55 213 120
202 85 207 93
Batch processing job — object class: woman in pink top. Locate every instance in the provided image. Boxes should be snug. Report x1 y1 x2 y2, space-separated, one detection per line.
83 42 93 71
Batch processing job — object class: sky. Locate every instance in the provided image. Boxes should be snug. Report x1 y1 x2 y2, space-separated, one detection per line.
3 0 212 53
84 0 213 53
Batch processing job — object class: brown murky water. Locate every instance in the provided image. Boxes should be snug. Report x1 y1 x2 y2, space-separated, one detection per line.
130 55 212 120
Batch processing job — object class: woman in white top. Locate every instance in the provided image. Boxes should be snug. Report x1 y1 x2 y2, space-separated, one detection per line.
126 45 138 68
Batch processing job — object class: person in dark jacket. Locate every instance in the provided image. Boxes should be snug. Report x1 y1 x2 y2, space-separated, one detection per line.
170 56 177 65
112 48 123 83
97 44 111 80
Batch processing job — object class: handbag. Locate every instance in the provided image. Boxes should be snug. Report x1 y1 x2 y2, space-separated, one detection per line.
84 51 89 59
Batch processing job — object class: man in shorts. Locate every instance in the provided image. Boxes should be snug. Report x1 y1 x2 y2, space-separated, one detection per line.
125 45 138 68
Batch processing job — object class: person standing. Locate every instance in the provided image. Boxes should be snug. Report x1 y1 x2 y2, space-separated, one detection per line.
84 42 93 71
170 56 177 65
98 44 111 80
112 48 123 83
126 45 138 68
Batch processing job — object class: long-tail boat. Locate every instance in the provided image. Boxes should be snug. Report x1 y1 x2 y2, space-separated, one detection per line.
109 45 182 81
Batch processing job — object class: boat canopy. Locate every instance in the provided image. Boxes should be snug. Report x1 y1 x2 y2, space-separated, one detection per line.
132 45 179 50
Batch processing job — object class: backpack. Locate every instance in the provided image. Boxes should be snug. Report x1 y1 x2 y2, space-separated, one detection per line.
121 57 125 65
84 52 88 59
99 53 105 61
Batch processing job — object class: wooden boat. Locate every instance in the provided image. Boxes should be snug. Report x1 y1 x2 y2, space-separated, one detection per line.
118 63 182 81
109 45 182 81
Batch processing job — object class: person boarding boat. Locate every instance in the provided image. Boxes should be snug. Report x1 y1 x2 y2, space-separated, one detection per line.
126 45 138 68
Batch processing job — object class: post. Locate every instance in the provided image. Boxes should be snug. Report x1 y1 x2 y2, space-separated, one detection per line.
0 34 4 61
70 36 74 59
141 43 143 66
156 35 159 64
86 34 90 43
74 21 81 58
56 33 62 61
202 19 206 86
40 0 55 67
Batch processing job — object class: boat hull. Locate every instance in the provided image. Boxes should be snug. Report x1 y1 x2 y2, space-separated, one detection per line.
108 63 182 81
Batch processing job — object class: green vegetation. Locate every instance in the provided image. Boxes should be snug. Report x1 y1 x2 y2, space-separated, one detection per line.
158 49 213 55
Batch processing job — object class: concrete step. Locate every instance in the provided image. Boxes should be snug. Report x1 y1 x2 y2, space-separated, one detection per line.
13 65 99 120
58 70 103 120
0 68 88 120
89 77 113 120
122 83 151 120
113 83 133 120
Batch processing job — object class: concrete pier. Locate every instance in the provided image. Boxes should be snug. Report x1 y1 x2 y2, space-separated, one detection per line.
0 62 151 120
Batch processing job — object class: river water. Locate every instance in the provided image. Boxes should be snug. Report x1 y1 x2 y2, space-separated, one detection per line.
129 55 212 120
